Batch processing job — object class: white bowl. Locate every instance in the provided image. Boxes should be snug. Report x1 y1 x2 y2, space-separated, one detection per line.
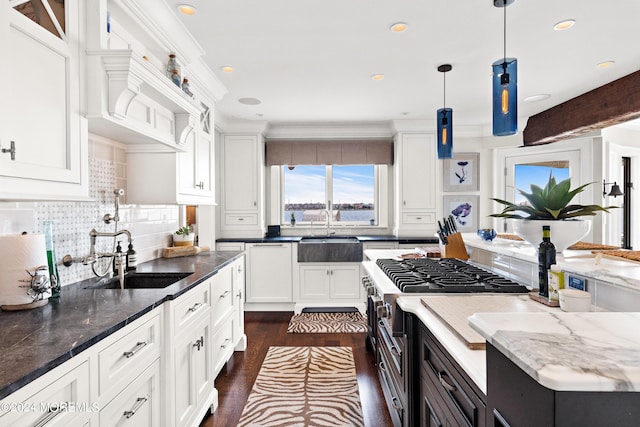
511 219 591 252
558 288 591 312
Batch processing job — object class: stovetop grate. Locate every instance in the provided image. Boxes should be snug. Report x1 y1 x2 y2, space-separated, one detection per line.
375 258 529 294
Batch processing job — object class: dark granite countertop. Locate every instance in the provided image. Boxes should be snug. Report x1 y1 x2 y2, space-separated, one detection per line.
0 251 243 400
216 235 439 244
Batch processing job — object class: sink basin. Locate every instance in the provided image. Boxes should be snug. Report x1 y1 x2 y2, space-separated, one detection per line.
298 236 362 262
84 272 193 290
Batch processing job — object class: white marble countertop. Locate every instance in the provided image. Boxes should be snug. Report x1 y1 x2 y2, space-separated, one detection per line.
464 233 640 292
469 311 640 392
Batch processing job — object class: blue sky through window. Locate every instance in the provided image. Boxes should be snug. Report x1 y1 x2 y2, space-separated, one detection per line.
514 165 570 204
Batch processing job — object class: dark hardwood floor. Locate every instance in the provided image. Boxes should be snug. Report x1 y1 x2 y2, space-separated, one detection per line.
200 311 394 427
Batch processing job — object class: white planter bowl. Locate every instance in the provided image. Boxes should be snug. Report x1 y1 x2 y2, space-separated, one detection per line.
510 219 591 252
558 288 592 312
173 233 194 247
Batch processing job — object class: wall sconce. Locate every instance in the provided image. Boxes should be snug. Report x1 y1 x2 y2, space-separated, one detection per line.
437 64 453 159
603 180 624 198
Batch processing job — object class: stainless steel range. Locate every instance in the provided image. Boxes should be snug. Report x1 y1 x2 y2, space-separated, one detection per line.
362 255 530 427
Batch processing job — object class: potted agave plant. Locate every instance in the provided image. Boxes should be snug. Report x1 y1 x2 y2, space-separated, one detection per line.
490 172 616 252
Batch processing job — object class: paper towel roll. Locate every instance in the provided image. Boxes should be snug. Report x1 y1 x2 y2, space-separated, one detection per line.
0 234 51 309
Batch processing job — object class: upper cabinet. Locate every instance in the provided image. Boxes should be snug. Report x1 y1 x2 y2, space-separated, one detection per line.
394 132 437 236
127 102 216 205
0 0 89 200
220 134 265 236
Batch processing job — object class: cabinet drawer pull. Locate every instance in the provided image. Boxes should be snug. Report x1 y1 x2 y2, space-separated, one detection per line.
193 336 204 351
391 396 402 410
34 404 64 427
188 302 203 312
1 141 16 161
220 338 232 349
219 290 231 299
379 360 387 372
196 181 204 189
123 395 150 419
123 340 149 358
438 371 457 392
415 217 422 220
253 243 284 247
238 217 245 221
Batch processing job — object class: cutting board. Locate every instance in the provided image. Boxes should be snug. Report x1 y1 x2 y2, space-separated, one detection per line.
162 245 210 258
420 295 546 350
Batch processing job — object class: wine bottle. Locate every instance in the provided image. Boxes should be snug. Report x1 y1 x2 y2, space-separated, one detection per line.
538 225 556 297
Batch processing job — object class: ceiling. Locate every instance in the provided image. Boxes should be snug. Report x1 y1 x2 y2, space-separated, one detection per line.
170 0 640 133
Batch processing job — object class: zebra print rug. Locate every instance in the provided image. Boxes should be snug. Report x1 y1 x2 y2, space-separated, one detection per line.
287 312 367 334
237 346 364 426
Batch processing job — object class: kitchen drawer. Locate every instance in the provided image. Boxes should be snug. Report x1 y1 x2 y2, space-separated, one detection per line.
216 242 246 251
98 313 162 399
211 265 234 329
224 214 258 225
420 325 486 427
402 212 436 224
99 359 161 427
0 359 90 426
211 315 234 376
173 280 211 332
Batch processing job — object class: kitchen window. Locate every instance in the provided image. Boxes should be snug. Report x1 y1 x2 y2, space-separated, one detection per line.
281 164 379 226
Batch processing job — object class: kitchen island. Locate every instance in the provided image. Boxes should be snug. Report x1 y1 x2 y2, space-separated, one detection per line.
366 247 640 426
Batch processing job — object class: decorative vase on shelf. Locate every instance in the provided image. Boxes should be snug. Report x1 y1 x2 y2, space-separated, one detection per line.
166 53 179 79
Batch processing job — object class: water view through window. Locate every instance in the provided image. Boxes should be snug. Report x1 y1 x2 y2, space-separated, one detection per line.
283 165 375 224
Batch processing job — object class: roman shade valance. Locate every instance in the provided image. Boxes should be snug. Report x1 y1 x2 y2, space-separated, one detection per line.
265 139 394 166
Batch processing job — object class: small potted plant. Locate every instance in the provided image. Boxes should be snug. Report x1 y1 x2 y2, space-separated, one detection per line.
290 211 296 227
490 172 616 251
173 225 194 247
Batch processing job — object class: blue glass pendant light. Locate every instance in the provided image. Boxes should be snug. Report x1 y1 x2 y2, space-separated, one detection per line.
492 0 517 136
437 64 453 159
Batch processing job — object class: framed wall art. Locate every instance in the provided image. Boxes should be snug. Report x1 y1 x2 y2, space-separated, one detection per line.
443 152 479 192
443 195 479 232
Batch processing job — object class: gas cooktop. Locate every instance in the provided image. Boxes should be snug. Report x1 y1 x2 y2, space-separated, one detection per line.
375 258 529 294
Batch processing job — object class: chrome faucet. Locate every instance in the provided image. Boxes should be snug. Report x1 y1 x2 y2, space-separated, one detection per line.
318 209 335 237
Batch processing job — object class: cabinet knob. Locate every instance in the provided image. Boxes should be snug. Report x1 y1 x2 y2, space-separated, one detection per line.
196 181 204 189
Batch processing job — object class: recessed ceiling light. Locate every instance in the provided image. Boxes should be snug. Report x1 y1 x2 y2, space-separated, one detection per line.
597 60 615 69
238 97 261 105
524 94 551 102
553 19 575 31
177 4 196 16
390 22 408 33
220 66 234 73
371 74 385 81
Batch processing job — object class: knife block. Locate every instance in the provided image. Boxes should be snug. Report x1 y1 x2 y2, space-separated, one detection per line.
442 232 469 260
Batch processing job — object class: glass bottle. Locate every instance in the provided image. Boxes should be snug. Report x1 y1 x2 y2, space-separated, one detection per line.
43 220 61 298
538 225 556 297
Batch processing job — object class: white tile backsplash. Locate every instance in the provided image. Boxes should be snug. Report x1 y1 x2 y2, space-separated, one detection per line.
0 137 179 287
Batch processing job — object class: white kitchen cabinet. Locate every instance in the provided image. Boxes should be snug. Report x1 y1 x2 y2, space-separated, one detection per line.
230 256 247 351
0 357 91 427
298 264 361 301
220 134 264 237
168 281 213 427
126 103 215 205
98 360 161 427
245 243 292 303
0 0 88 200
394 133 437 235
